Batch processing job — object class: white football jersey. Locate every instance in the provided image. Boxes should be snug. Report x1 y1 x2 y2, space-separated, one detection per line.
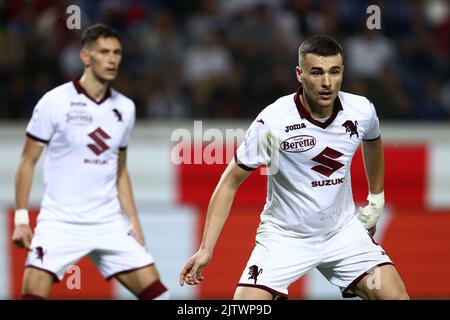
235 89 380 237
26 79 135 223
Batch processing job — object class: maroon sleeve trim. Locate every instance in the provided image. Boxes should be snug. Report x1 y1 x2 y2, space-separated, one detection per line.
234 154 257 171
362 135 381 142
26 132 49 144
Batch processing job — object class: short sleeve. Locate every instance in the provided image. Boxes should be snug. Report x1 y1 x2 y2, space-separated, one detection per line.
363 101 381 141
26 93 57 145
235 117 272 171
119 103 136 150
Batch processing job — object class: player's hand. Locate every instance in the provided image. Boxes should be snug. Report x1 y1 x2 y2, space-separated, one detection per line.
357 192 385 230
179 249 212 286
12 224 33 250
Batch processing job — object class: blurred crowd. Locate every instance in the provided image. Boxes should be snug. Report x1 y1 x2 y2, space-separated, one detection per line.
0 0 448 120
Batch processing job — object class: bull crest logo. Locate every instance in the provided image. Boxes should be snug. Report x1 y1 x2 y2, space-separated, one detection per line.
248 265 263 284
342 120 359 138
112 108 123 122
35 247 46 263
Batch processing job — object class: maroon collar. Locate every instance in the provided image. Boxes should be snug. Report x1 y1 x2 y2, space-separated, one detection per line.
293 87 343 129
72 77 111 105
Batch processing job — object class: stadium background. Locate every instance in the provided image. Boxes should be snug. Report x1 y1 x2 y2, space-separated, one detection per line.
0 0 449 299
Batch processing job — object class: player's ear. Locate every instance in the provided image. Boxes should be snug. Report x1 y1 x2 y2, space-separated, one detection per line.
295 66 303 85
80 48 91 67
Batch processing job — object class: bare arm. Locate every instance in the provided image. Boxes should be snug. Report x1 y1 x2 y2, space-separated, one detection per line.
117 149 145 245
180 159 252 285
361 137 384 194
359 137 384 235
13 137 44 249
16 138 44 209
201 159 252 252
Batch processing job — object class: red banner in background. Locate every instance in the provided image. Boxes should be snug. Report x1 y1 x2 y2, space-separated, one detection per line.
351 144 427 205
383 207 450 298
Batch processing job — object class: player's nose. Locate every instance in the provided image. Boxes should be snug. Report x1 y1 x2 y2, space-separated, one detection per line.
322 74 331 88
107 53 118 64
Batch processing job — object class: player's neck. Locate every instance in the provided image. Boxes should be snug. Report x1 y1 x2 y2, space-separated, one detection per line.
79 71 109 102
300 92 333 120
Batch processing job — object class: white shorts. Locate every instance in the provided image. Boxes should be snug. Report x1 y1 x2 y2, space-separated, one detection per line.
26 218 154 281
237 215 393 298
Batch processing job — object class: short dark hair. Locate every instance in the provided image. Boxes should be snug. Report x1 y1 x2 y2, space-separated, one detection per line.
81 24 120 48
298 35 343 66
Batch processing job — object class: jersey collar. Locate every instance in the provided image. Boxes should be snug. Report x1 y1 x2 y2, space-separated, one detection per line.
293 87 343 129
72 77 111 105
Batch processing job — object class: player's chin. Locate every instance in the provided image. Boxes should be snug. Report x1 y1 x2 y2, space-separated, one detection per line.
316 98 334 108
100 72 117 82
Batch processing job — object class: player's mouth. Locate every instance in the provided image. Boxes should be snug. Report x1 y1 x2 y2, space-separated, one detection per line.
105 67 116 73
319 91 333 100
